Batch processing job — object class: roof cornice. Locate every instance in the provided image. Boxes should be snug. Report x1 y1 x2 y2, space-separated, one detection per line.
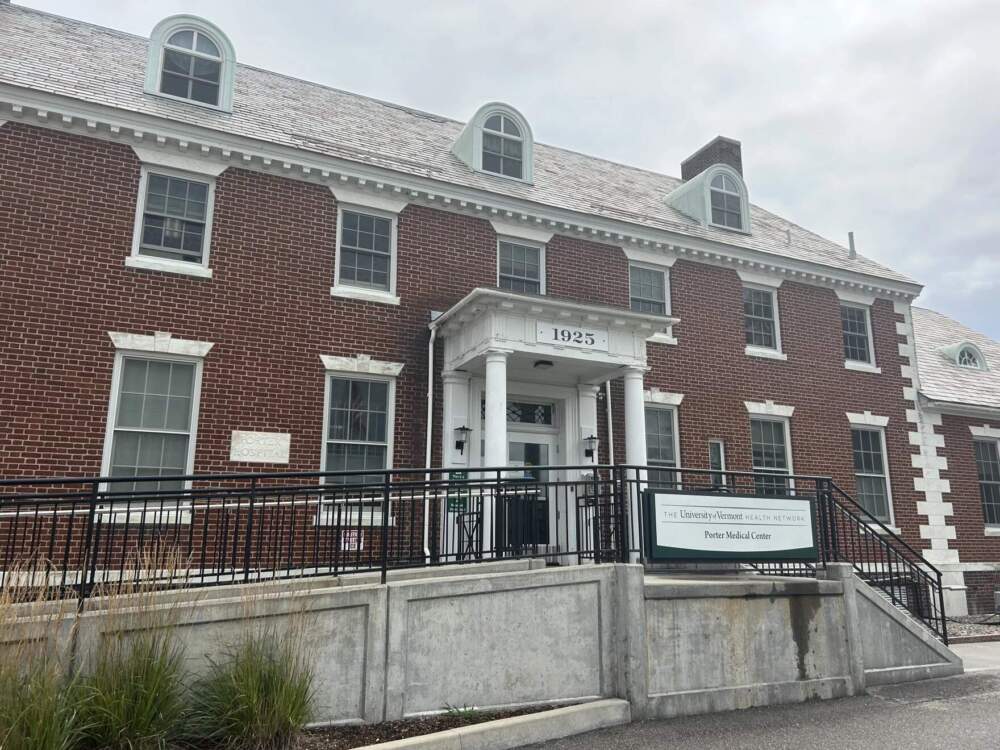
0 83 922 301
919 394 1000 420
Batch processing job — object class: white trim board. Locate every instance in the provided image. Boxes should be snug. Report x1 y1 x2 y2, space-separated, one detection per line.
107 331 214 357
745 400 794 417
320 353 404 377
846 411 889 427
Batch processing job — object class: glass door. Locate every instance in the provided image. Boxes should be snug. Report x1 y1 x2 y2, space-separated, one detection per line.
502 436 555 551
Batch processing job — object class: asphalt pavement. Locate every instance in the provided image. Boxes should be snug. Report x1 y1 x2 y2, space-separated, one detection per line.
519 642 1000 750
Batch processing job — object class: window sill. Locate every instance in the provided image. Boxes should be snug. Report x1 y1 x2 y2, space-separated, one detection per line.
97 507 192 525
865 523 901 536
745 345 787 361
985 526 1000 537
316 509 395 527
845 360 881 374
647 331 678 346
126 255 213 279
330 285 400 306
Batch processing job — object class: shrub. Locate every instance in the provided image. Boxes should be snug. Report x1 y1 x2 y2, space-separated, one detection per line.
76 556 190 750
0 660 83 750
189 623 315 750
76 625 187 750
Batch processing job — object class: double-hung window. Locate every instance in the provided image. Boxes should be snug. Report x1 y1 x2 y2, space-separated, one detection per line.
324 376 391 486
709 440 727 488
743 286 779 351
498 240 543 294
851 428 892 523
841 305 874 364
750 418 791 495
160 29 222 106
645 406 679 488
629 265 668 315
974 440 1000 526
107 356 198 495
137 172 211 265
337 210 394 293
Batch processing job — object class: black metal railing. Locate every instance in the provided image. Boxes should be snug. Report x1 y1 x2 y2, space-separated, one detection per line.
0 464 947 641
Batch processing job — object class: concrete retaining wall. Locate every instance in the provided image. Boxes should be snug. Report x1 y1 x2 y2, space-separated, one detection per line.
19 561 964 725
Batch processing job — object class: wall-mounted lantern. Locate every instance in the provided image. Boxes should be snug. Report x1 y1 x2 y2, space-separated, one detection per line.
454 425 472 456
583 434 599 459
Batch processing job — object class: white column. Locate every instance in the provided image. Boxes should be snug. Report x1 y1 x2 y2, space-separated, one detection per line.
483 349 510 471
623 366 648 562
577 384 600 469
623 367 648 466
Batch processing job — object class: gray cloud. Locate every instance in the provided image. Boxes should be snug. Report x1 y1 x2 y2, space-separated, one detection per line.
23 0 1000 337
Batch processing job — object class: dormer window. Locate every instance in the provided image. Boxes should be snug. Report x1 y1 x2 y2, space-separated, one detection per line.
451 102 534 182
959 346 984 370
482 113 523 179
161 30 222 105
145 15 237 112
710 173 743 229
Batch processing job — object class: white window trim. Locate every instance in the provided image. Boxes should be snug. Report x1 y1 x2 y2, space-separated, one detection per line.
452 102 534 184
629 261 672 311
144 15 237 113
317 355 403 527
627 258 677 344
496 236 546 295
849 425 897 529
744 400 795 418
703 164 751 235
128 164 217 279
331 203 401 306
973 432 1000 535
99 346 208 525
644 402 682 481
709 439 727 486
749 415 795 493
742 282 785 360
841 302 879 372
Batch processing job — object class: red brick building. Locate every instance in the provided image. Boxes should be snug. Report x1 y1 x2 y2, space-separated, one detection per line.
0 4 993 610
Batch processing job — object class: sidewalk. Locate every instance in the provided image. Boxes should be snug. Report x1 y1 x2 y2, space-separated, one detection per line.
519 645 1000 750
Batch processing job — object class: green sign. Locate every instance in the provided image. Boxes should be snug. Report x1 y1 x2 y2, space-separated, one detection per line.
447 471 469 513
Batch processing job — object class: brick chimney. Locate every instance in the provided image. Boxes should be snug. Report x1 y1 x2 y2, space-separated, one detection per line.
680 136 742 181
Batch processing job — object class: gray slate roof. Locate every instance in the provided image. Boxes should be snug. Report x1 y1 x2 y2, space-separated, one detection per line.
0 3 917 287
912 307 1000 410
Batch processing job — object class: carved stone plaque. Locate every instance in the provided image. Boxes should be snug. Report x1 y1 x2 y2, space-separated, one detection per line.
229 431 291 464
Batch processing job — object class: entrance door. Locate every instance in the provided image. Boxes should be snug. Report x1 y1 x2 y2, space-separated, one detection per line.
501 434 558 553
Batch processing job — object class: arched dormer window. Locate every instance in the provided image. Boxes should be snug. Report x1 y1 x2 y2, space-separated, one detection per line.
958 345 986 370
452 102 534 183
664 163 750 233
710 173 743 229
145 16 236 112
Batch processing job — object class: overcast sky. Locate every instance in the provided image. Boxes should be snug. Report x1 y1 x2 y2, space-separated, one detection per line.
23 0 1000 338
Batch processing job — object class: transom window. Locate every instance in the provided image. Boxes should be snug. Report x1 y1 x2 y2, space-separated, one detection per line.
974 440 1000 526
108 357 196 494
482 113 523 179
710 173 743 230
139 173 209 264
629 265 668 315
325 376 390 485
959 346 983 370
851 428 891 523
743 287 778 350
498 241 542 294
160 29 222 105
841 305 873 363
646 406 679 488
750 418 791 495
481 400 554 426
338 210 393 292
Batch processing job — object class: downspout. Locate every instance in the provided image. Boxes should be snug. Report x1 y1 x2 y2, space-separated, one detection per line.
604 379 615 466
423 325 437 562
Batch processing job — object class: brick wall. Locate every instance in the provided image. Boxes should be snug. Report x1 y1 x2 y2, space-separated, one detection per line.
1 121 925 556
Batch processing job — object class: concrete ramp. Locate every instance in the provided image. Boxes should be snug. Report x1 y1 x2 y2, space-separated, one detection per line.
854 577 963 686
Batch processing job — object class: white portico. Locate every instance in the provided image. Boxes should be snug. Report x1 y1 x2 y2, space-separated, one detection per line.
430 288 679 558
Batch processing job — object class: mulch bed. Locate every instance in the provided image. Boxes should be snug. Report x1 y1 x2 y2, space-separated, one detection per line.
948 615 1000 641
297 706 552 749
